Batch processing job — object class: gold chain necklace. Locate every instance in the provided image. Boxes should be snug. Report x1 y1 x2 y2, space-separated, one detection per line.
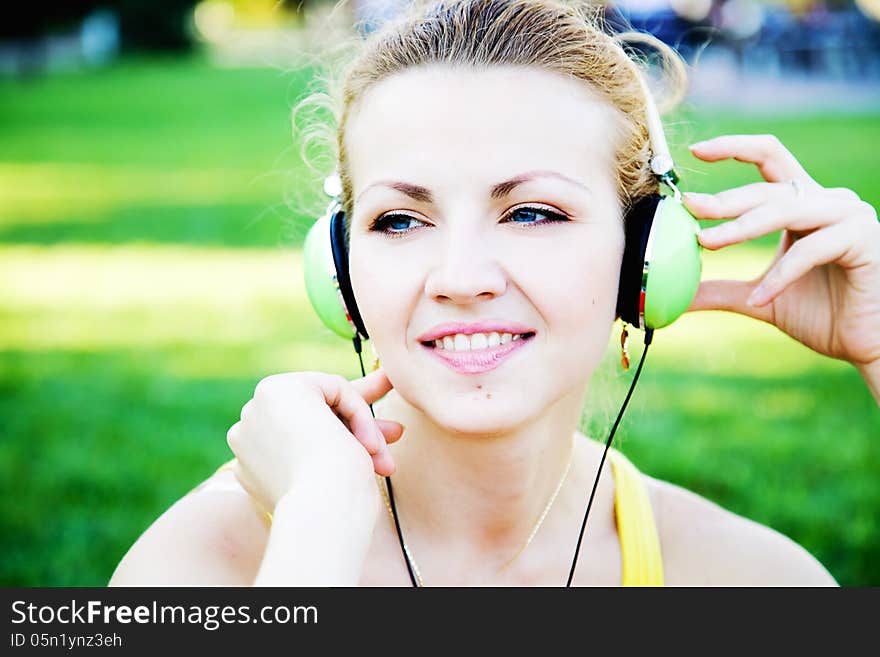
376 435 576 586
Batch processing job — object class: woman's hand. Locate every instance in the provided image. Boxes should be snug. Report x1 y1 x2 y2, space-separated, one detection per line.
226 367 404 516
682 134 880 372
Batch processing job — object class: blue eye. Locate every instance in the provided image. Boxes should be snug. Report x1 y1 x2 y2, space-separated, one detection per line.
369 205 569 239
369 214 426 237
502 205 570 226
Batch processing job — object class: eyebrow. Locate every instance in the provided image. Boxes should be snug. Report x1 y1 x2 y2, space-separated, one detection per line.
355 170 591 205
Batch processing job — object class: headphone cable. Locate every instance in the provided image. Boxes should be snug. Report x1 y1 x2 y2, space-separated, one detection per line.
566 326 652 585
355 337 420 586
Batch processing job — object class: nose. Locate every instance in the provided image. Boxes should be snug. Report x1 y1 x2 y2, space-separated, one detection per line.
423 221 507 304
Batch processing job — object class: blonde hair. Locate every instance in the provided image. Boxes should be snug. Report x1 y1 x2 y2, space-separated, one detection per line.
292 0 689 245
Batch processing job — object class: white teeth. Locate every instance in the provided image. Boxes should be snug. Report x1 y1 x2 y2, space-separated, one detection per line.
430 331 529 350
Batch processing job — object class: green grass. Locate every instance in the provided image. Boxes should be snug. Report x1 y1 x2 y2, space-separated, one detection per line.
1 55 877 586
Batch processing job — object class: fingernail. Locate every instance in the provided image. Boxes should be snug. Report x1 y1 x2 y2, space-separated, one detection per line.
381 447 395 473
747 286 764 307
700 224 727 241
689 140 709 150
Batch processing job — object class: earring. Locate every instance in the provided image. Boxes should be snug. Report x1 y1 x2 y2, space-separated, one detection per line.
369 342 380 371
620 323 630 371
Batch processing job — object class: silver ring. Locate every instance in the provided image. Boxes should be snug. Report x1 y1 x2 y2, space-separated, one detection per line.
789 179 805 199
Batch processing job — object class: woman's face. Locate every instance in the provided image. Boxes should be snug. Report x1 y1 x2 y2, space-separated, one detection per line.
345 64 625 435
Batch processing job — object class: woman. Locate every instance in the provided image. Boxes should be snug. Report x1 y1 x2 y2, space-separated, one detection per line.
109 0 879 586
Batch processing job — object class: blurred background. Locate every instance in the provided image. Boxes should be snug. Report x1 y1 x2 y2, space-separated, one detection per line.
1 0 878 586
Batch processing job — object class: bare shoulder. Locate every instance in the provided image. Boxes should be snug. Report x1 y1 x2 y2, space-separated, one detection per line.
108 466 270 586
643 475 837 587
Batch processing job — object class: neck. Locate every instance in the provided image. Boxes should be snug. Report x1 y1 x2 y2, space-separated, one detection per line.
375 384 594 579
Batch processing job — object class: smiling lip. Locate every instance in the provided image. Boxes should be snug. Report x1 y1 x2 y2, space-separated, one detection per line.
421 334 534 374
417 320 536 343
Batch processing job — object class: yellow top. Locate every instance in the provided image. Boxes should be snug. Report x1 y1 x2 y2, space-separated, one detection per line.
607 448 665 586
211 447 664 586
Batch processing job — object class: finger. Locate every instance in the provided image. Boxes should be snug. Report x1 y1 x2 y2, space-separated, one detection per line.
686 278 774 324
375 418 406 444
226 420 241 449
689 134 817 186
349 366 395 406
683 182 776 221
682 181 840 221
825 187 862 202
697 195 856 251
240 398 254 422
368 419 403 472
747 219 859 307
371 448 396 477
303 372 389 458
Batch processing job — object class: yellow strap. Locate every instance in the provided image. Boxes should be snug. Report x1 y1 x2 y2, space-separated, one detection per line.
608 449 665 586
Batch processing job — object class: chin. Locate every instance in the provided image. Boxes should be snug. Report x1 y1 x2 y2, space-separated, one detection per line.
418 393 542 437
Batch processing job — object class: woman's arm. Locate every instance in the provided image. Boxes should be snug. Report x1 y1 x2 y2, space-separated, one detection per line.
108 459 379 587
253 458 380 586
108 473 270 586
651 476 838 586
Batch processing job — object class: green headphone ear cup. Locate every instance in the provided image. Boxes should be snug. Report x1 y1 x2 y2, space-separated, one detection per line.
643 197 703 329
303 211 358 340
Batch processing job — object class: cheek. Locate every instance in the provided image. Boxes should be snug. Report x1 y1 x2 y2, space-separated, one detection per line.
511 225 623 320
349 246 413 346
518 226 623 369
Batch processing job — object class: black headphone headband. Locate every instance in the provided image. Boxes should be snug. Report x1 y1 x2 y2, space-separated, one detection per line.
329 208 370 340
616 193 662 327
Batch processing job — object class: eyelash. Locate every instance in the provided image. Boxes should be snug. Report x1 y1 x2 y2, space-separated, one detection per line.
368 205 570 239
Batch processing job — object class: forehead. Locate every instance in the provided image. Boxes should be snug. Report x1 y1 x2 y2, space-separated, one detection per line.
344 65 621 200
